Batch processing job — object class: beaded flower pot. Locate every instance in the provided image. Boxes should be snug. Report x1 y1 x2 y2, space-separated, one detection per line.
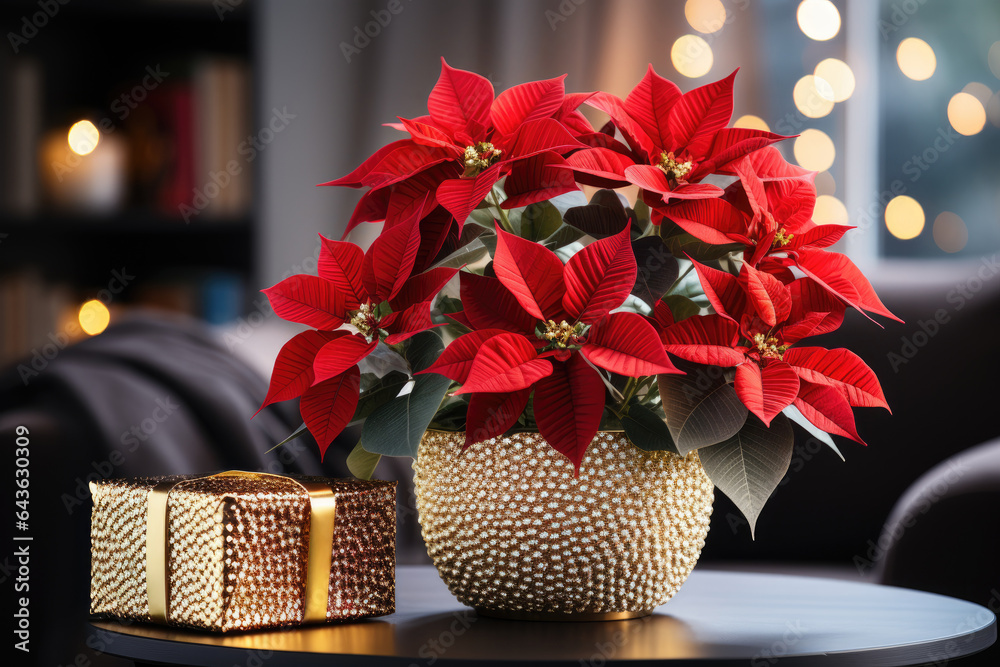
412 429 715 620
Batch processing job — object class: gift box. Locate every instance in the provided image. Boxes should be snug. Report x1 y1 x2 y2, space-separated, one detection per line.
89 471 395 632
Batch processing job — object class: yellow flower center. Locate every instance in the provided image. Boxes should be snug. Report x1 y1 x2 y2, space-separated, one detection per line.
462 142 503 177
541 319 584 348
657 151 693 181
772 228 795 248
350 302 377 340
753 333 789 360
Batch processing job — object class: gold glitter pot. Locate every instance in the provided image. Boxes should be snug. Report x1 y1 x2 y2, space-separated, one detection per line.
413 430 714 620
90 473 395 632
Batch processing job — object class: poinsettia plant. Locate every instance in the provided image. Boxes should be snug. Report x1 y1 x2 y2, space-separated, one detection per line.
259 59 897 535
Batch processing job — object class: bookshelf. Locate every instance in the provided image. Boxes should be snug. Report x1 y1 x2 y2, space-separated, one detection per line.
0 0 257 364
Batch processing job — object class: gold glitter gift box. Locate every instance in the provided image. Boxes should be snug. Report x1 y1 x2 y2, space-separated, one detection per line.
89 471 395 632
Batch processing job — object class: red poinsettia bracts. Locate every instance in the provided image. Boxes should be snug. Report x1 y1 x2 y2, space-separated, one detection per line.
568 66 788 206
657 258 884 441
323 58 590 239
419 227 680 471
257 217 455 457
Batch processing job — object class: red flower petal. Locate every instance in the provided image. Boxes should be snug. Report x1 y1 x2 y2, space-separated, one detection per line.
562 227 636 323
436 163 503 227
698 128 790 177
312 334 377 385
793 380 866 445
787 223 853 251
493 227 567 321
342 186 390 238
397 116 459 149
623 64 683 150
460 272 537 335
321 139 412 188
735 361 800 427
661 314 743 367
362 211 421 303
502 152 578 209
534 354 606 475
381 302 442 345
300 367 360 459
490 75 566 137
418 328 508 383
739 262 792 327
256 330 343 415
463 388 532 449
665 198 752 246
498 117 586 160
782 346 890 410
766 178 816 232
456 333 553 394
560 147 633 188
389 266 458 311
427 57 493 140
668 69 737 157
318 235 366 308
582 312 680 376
793 248 901 323
262 274 349 330
586 91 655 157
385 165 455 229
787 279 846 336
690 260 746 322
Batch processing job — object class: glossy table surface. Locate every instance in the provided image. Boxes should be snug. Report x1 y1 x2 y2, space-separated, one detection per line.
91 565 996 666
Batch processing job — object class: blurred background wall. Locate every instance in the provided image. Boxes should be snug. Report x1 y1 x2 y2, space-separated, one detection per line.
1 0 999 665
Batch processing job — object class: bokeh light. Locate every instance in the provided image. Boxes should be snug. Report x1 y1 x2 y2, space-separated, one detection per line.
793 75 835 118
813 194 848 226
671 34 714 78
78 300 111 336
932 212 969 253
947 92 987 136
684 0 726 34
987 91 1000 128
885 195 925 240
68 120 100 156
797 0 841 41
733 114 770 131
989 41 1000 80
961 82 993 106
814 58 855 102
896 38 936 81
814 170 836 196
793 129 836 172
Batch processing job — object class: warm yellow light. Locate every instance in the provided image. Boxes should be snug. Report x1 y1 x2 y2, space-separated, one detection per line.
814 58 855 102
885 195 925 240
793 129 836 172
932 211 968 253
733 114 770 132
671 34 714 78
812 195 848 226
962 82 993 106
896 37 936 81
68 120 100 156
685 0 727 34
947 92 987 136
989 41 1000 80
797 0 841 41
793 75 835 118
78 300 111 336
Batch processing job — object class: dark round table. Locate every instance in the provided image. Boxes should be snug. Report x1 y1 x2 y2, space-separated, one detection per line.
89 565 996 666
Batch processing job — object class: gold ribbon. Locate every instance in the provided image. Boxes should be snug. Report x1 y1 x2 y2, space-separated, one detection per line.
145 471 336 625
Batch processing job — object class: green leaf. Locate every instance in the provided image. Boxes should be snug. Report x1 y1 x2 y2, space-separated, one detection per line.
515 200 563 242
428 397 469 431
632 198 651 226
353 371 410 423
661 227 744 262
622 401 679 454
658 359 748 455
347 441 382 480
360 332 451 458
698 413 795 538
662 294 701 322
631 236 678 307
265 422 309 454
542 223 586 251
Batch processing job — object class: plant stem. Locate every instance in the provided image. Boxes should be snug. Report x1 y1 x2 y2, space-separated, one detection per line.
666 263 695 295
615 377 640 418
489 190 514 234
